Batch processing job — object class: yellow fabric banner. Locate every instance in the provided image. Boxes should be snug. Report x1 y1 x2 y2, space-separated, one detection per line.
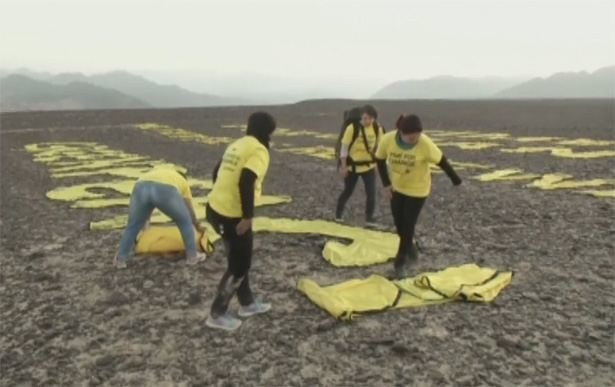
113 217 399 267
297 264 513 320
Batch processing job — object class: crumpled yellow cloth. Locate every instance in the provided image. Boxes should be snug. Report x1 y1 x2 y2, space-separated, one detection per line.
134 225 214 255
297 264 513 320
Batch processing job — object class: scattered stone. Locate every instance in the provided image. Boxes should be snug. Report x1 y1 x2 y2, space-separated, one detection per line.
187 291 201 305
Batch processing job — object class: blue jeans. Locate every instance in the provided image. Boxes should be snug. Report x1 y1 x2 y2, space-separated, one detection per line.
117 181 197 261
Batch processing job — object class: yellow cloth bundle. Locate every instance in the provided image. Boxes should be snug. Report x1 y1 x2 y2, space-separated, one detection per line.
297 264 513 320
134 225 214 255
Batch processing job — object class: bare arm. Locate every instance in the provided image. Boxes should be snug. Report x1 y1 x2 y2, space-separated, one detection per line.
339 144 349 176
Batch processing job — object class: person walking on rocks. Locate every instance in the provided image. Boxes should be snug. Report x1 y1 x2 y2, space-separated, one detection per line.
375 114 461 277
205 112 276 331
114 166 206 268
336 104 384 226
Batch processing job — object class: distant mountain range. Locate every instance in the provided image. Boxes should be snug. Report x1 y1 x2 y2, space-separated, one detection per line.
0 69 249 112
47 71 245 107
372 76 524 99
1 66 613 112
0 74 149 111
373 66 615 99
495 66 615 98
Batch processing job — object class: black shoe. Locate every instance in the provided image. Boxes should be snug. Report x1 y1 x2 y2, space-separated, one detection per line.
408 242 419 264
393 255 408 279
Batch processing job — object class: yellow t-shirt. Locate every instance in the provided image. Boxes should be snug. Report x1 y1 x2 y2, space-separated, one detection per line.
208 136 270 218
341 123 384 173
138 167 192 199
375 132 443 198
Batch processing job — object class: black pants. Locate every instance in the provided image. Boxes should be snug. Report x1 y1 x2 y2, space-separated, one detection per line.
336 168 376 220
390 192 426 266
206 204 254 317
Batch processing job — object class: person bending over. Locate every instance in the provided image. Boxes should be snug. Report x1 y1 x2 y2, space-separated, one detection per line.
336 104 384 226
205 112 276 331
114 166 206 268
375 114 461 277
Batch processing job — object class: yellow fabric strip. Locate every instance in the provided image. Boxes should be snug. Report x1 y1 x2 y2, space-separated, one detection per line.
578 189 615 198
501 146 615 159
526 174 615 190
474 169 540 182
137 123 235 145
276 146 336 160
438 142 501 150
92 215 398 267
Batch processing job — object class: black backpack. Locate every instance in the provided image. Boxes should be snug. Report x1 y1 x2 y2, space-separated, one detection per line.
334 107 382 172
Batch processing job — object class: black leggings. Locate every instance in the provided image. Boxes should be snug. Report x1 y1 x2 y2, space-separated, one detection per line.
206 204 254 317
336 168 376 220
390 192 426 262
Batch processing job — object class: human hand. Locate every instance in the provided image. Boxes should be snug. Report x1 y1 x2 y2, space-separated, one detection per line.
236 218 253 235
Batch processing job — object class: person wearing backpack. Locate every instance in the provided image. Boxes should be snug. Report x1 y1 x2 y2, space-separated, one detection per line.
205 111 276 331
335 104 384 226
375 114 462 277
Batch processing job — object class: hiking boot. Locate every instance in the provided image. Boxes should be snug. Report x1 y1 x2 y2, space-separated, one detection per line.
186 252 208 265
238 300 272 318
206 314 242 331
114 256 128 269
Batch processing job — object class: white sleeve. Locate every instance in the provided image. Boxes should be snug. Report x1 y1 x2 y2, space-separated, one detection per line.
340 144 349 158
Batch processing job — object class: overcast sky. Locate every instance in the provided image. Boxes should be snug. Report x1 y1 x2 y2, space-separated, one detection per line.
1 0 613 88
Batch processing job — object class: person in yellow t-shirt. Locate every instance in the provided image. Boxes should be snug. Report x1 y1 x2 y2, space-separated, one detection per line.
336 105 384 226
375 114 462 277
205 112 276 331
114 166 206 268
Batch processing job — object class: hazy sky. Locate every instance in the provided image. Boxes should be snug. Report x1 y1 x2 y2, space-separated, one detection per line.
1 0 614 85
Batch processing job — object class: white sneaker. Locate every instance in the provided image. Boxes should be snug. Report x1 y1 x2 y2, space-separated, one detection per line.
238 300 272 317
206 314 242 331
186 252 207 265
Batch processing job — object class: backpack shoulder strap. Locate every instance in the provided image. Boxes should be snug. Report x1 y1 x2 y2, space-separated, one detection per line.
359 125 373 158
348 123 361 150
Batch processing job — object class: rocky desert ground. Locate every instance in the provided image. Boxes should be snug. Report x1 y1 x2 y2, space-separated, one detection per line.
1 99 613 386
